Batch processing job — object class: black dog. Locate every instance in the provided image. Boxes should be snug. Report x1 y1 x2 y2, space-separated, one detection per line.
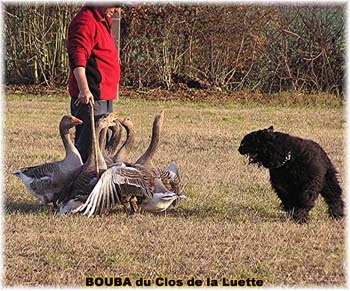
238 126 344 223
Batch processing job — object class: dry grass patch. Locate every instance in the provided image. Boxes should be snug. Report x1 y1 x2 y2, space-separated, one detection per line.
4 94 345 287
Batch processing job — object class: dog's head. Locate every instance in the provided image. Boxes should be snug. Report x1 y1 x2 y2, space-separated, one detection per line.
238 126 291 169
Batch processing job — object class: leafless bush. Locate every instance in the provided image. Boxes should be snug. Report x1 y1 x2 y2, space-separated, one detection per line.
4 4 345 96
258 5 345 95
5 3 80 86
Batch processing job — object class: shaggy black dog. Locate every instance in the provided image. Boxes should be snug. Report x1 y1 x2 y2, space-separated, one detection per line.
238 126 344 223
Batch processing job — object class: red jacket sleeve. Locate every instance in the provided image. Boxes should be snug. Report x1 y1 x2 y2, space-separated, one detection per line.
66 11 96 70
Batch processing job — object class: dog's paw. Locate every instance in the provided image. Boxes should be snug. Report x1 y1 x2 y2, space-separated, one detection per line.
292 209 310 224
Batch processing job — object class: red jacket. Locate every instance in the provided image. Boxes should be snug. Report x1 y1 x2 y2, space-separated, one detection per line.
67 6 120 100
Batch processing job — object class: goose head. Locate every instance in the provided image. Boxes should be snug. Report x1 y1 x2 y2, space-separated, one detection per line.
155 110 165 128
96 112 118 130
165 162 184 207
116 116 134 131
59 115 83 133
59 198 84 215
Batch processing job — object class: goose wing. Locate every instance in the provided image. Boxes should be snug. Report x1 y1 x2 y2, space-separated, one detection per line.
74 165 154 216
155 167 181 194
13 162 63 200
14 162 59 179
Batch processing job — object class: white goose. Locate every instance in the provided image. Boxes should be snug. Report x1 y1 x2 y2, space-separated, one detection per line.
12 115 83 206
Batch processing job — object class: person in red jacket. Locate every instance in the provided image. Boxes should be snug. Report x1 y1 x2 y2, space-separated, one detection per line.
67 4 120 162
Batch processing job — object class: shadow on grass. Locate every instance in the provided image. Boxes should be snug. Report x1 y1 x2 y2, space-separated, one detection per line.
4 199 289 223
228 204 288 223
4 200 52 214
167 203 285 223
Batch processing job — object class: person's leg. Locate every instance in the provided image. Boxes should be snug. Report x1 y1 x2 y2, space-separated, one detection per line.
93 100 114 152
71 98 91 163
94 100 114 148
71 99 113 163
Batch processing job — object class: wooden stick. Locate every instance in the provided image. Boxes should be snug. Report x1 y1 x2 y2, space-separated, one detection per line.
117 9 121 99
112 9 121 99
89 100 99 177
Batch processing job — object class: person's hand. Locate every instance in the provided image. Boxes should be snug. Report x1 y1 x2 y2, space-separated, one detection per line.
76 89 94 106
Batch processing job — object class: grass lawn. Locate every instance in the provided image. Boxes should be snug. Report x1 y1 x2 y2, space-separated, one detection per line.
4 93 346 287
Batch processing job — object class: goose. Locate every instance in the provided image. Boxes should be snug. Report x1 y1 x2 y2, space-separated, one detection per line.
59 111 117 214
121 110 165 212
99 127 114 166
135 110 164 168
99 122 123 166
73 111 185 216
132 110 184 213
112 116 135 165
163 161 182 196
136 162 185 214
12 115 83 207
141 192 186 213
74 163 186 216
105 122 123 158
73 163 178 217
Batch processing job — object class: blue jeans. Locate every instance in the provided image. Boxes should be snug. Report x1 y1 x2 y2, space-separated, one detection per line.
70 98 113 163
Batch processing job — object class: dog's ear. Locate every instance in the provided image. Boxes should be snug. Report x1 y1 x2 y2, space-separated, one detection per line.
267 125 274 132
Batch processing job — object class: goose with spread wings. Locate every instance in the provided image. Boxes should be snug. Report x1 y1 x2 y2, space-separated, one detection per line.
73 161 185 216
73 164 169 216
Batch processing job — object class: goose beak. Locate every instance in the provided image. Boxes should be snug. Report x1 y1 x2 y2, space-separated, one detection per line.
116 116 127 123
71 116 83 125
110 112 120 123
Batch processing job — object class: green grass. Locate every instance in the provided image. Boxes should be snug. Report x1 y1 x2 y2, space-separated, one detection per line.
4 93 345 287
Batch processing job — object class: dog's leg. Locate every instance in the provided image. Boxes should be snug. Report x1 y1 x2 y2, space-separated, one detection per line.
292 189 319 223
320 167 344 220
290 164 329 223
272 182 309 222
271 182 294 212
291 208 310 224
